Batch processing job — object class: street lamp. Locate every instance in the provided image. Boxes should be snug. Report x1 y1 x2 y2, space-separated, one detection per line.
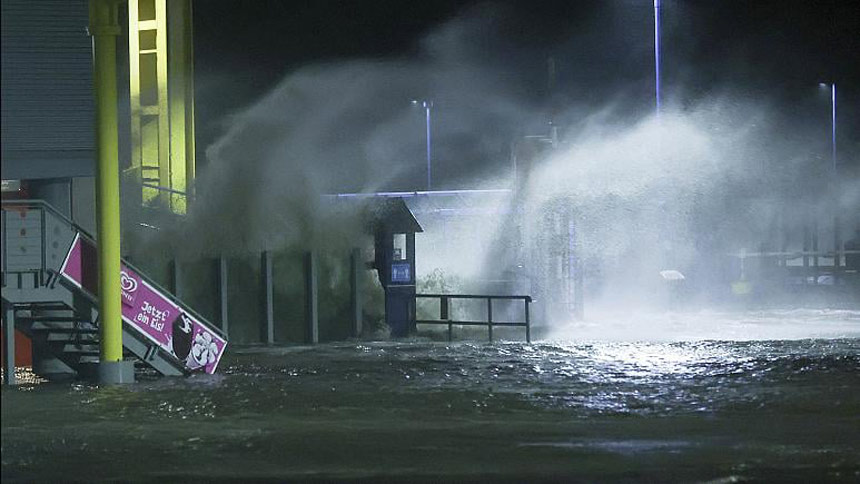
412 99 433 190
654 0 662 116
818 82 836 175
818 82 839 268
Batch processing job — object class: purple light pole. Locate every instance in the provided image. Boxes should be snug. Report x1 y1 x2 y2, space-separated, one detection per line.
412 99 434 190
819 82 839 268
829 83 839 269
654 0 662 116
818 82 837 174
830 84 836 175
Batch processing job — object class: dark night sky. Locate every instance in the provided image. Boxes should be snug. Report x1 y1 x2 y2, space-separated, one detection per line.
192 0 860 175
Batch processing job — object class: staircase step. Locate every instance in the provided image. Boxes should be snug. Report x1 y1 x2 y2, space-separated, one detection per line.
19 303 72 311
30 321 98 332
62 343 100 355
21 316 89 322
77 355 139 365
47 332 98 342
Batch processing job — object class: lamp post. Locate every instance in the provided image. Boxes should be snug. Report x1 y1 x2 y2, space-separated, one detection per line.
819 82 839 268
818 83 837 173
829 83 836 175
654 0 662 117
412 99 433 190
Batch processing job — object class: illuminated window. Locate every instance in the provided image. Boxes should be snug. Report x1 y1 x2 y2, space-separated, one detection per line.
393 233 407 260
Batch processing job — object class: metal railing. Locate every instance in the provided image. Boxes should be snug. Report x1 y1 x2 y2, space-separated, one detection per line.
1 199 225 340
1 200 54 287
729 249 860 263
415 294 531 343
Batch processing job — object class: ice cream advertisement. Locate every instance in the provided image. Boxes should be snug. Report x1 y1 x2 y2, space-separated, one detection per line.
59 234 227 374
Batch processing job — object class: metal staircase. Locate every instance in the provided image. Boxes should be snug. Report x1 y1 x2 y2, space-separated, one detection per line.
2 200 226 384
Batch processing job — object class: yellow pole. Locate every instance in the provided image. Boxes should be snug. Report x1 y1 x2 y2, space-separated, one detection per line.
89 0 123 364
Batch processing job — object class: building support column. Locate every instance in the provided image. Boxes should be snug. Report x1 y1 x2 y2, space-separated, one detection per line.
261 251 274 344
350 248 362 338
304 251 318 344
218 255 229 337
812 221 820 274
90 0 133 383
3 305 15 386
834 216 841 277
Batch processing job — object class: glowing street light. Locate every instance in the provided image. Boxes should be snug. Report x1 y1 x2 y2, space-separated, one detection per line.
411 99 434 190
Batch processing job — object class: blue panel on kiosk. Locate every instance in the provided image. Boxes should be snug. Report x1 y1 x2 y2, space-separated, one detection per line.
391 262 411 283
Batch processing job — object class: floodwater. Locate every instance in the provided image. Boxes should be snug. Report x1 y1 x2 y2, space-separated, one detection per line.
2 310 859 482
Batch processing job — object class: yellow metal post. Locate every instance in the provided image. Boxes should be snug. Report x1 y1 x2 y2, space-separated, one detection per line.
89 0 125 370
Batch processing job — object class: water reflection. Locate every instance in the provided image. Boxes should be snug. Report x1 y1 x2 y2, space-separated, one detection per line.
3 336 859 482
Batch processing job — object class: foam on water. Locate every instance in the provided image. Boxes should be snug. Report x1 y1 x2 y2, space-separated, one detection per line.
548 308 860 342
4 333 859 481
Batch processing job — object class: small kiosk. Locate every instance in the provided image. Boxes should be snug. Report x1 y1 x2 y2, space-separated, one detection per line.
367 198 423 337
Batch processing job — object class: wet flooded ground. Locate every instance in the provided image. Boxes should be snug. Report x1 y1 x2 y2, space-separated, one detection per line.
2 311 860 482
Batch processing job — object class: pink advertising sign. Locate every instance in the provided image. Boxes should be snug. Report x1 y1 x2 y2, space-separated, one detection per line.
59 234 227 374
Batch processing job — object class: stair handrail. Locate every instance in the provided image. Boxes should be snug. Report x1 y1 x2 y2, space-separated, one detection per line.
1 199 226 340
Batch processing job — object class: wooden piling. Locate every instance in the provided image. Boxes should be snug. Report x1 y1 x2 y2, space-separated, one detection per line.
350 248 362 338
218 255 229 336
261 251 274 345
304 251 318 344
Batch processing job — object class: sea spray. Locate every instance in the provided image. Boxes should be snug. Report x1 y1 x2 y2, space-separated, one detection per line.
118 6 858 343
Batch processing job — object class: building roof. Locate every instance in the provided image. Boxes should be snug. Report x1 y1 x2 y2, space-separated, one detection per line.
363 197 423 234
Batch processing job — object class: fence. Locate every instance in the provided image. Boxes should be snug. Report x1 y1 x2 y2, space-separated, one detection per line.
415 294 531 343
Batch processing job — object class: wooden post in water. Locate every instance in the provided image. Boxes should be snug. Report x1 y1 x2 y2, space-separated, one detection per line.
487 298 493 343
525 298 531 343
218 255 229 336
834 216 842 278
441 296 452 342
350 248 362 338
261 251 274 345
304 251 319 344
812 220 820 274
